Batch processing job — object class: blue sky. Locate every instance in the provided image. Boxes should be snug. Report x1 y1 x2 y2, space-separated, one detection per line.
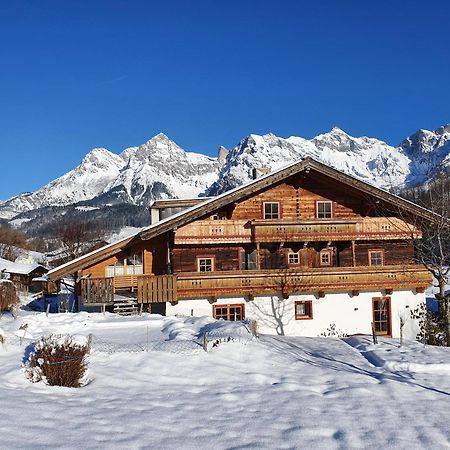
1 0 449 200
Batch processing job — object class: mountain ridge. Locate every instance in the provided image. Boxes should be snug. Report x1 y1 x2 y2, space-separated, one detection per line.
1 125 450 229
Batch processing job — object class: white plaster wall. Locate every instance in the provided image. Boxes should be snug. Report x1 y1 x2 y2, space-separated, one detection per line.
166 290 425 340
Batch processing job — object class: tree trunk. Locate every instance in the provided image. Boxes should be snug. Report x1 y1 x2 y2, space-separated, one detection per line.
438 278 450 347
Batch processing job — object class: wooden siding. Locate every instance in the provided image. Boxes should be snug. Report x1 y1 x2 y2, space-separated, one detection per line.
228 175 372 221
339 241 415 267
172 246 241 272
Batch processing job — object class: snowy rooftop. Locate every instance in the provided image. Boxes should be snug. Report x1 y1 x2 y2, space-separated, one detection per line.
0 257 47 276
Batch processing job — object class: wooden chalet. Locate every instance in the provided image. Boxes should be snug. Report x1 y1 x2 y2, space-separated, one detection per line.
47 157 433 338
0 258 49 294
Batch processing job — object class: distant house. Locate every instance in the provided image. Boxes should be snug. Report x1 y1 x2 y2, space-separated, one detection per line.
47 157 433 339
0 258 48 293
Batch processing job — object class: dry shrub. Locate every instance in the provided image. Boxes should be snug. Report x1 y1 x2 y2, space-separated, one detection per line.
26 334 91 387
0 280 19 312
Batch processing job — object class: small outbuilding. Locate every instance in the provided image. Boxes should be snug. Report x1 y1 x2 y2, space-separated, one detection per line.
0 258 49 294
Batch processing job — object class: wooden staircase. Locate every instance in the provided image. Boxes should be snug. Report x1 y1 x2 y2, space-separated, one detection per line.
113 298 139 316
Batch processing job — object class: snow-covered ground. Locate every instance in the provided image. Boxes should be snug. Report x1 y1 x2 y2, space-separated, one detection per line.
1 311 450 449
346 336 450 373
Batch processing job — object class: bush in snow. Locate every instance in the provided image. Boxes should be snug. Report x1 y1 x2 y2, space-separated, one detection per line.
319 323 348 338
0 280 19 313
410 303 446 346
26 334 91 387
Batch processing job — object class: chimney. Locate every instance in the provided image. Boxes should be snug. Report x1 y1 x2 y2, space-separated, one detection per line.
252 167 271 180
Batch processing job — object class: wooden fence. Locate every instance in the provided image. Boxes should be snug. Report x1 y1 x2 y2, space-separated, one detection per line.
81 277 114 304
137 275 178 304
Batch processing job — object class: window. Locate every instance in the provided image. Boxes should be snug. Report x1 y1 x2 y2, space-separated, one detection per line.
288 252 300 265
105 260 124 277
213 304 245 321
372 297 391 335
263 202 280 219
197 257 214 272
212 213 227 220
320 249 332 266
105 252 143 277
369 250 384 266
126 253 143 275
295 301 313 320
241 249 258 270
316 201 333 219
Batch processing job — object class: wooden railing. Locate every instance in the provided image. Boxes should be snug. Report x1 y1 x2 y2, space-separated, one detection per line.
81 277 114 304
175 220 252 244
81 265 431 305
137 275 177 304
251 217 421 242
174 217 420 244
113 275 139 291
176 265 431 299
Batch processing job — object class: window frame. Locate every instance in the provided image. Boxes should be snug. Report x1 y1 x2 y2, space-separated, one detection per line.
105 252 143 277
197 256 215 272
316 200 333 219
368 249 384 267
319 249 333 267
213 303 246 321
240 249 258 271
288 252 300 265
294 300 313 320
262 201 281 220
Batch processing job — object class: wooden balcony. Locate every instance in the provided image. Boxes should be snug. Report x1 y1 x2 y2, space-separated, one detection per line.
175 265 431 300
81 266 430 305
175 220 252 244
80 275 177 305
174 217 420 244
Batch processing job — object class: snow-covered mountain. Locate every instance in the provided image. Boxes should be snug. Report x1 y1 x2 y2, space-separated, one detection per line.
206 128 411 195
0 133 220 219
400 124 450 185
1 125 450 224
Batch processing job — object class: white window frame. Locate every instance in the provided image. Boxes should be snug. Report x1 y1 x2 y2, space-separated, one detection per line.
263 202 280 220
197 257 214 272
316 201 333 219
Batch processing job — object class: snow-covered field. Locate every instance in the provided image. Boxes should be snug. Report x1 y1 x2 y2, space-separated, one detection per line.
1 311 450 449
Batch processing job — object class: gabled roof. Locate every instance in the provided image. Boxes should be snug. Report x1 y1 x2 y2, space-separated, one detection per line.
47 157 436 280
0 258 48 276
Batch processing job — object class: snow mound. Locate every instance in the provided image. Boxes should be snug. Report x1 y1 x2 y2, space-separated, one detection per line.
345 336 450 373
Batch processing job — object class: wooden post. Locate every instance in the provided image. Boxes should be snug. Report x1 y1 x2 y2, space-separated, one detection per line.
256 242 261 270
203 332 208 352
371 322 378 345
351 240 356 267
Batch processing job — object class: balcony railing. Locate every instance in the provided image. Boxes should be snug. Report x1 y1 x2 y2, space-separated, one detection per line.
81 265 430 305
174 217 420 244
175 265 430 299
175 220 252 244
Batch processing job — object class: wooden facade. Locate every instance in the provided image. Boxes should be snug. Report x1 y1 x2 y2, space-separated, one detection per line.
47 158 434 307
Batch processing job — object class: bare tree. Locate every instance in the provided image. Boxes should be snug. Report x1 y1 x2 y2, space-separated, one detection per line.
0 224 30 261
251 267 312 336
56 223 103 262
381 171 450 345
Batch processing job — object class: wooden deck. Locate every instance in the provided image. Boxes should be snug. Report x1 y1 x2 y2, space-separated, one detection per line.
174 217 421 244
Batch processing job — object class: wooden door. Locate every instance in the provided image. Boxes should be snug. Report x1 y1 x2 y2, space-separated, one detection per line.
372 297 391 336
